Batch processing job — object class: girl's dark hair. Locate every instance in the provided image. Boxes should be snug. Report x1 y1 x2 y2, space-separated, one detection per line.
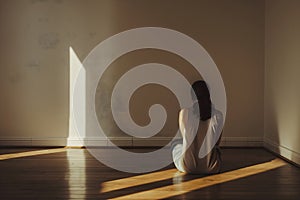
192 80 212 121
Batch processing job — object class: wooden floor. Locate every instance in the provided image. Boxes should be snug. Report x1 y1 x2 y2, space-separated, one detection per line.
0 147 299 199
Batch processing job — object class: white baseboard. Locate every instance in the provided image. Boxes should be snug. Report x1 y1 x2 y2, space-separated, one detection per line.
0 138 67 147
0 139 32 146
66 136 264 147
0 137 263 147
2 137 299 166
221 137 263 147
264 137 300 166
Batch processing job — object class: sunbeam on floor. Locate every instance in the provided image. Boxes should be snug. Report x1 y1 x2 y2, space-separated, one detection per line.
101 158 286 200
0 148 67 160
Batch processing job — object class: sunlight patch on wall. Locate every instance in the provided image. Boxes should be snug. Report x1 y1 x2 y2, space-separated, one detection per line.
68 46 86 147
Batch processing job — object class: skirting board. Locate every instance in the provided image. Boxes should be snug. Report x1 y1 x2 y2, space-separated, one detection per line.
2 137 299 166
0 138 67 147
264 138 300 166
68 136 263 147
0 137 263 147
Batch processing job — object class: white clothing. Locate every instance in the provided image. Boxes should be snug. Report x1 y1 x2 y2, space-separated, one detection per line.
172 105 223 174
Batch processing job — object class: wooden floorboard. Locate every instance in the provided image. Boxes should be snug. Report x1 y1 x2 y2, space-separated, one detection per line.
0 148 299 199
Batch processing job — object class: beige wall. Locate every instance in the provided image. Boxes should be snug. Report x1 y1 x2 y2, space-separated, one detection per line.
265 0 300 164
0 0 265 146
